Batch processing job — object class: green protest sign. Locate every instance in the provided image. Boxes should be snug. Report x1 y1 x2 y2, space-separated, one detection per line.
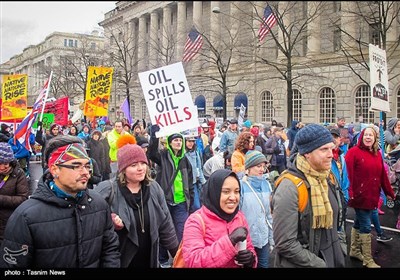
32 113 54 130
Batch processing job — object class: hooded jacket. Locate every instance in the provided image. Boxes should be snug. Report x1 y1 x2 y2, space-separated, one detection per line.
148 132 194 211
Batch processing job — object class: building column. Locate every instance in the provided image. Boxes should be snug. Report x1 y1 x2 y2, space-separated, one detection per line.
192 1 203 70
176 1 186 61
138 15 147 72
230 2 240 65
210 1 220 49
150 11 159 68
253 1 264 122
307 2 321 56
341 1 357 50
162 5 172 65
130 19 137 73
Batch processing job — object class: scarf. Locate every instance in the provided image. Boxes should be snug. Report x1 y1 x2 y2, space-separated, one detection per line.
296 155 333 229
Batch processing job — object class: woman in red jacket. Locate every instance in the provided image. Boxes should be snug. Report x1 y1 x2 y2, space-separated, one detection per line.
345 126 394 268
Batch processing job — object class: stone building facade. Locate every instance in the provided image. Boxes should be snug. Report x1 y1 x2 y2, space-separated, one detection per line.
100 1 400 126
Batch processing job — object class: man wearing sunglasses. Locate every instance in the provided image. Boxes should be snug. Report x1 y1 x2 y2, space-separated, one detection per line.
0 135 120 268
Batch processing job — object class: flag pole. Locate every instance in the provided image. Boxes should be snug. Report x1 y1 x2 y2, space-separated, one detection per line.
39 71 53 123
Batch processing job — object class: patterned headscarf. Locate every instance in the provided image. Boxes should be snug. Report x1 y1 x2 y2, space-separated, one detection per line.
48 143 90 168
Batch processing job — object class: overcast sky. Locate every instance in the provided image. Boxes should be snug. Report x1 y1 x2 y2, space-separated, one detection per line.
0 1 116 64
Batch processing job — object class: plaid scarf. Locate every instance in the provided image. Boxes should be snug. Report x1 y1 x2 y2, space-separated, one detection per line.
296 155 333 229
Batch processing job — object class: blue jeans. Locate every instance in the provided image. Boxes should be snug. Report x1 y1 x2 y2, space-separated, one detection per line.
354 208 373 234
159 202 189 263
371 209 383 236
254 244 270 268
190 182 202 213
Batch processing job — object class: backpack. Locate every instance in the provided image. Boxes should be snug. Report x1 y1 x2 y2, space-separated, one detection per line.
274 170 308 212
172 213 205 268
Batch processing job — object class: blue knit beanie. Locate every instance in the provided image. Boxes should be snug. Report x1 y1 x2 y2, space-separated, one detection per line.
0 143 14 163
245 150 267 170
295 124 334 155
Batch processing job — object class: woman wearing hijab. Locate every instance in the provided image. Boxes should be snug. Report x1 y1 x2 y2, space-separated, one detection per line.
181 169 257 268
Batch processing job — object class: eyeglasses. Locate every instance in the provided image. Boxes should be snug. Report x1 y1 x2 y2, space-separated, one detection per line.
56 163 92 172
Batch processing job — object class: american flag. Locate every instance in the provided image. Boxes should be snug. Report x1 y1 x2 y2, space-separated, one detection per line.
258 5 277 43
13 73 52 152
182 27 203 62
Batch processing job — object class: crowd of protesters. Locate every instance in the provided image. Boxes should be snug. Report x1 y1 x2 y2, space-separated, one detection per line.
0 113 398 268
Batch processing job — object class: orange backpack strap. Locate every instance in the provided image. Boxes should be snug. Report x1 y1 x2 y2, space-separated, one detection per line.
275 171 308 212
172 213 205 268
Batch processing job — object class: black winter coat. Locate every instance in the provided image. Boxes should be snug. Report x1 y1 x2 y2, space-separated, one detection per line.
0 173 120 268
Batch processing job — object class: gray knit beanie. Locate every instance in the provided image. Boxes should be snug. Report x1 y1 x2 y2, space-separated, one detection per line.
245 150 267 170
295 124 334 155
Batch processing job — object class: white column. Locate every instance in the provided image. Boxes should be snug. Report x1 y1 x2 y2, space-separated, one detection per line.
138 15 147 72
210 1 220 49
162 5 172 65
192 1 203 70
176 1 186 60
150 12 159 68
307 2 321 56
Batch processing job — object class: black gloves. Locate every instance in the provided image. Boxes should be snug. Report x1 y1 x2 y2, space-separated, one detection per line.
150 124 160 138
229 226 247 246
235 250 255 268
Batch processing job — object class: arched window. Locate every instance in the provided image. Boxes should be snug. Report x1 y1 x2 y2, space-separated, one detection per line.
212 94 224 118
260 91 273 123
355 85 375 123
234 93 248 118
141 99 147 119
319 87 336 123
292 89 302 121
195 95 206 117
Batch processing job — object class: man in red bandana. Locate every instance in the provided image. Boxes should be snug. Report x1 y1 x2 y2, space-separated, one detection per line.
0 135 120 268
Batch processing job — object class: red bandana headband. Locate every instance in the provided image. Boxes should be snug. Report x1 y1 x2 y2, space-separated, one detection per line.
48 143 90 168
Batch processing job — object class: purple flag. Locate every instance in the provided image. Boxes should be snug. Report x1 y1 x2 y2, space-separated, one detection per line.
120 98 132 125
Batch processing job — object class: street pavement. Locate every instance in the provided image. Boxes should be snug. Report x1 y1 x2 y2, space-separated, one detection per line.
28 161 400 268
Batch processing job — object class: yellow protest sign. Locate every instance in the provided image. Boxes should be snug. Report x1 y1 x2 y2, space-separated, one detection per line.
1 74 28 120
84 66 113 117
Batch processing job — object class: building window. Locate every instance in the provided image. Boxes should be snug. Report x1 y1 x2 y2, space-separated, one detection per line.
91 43 96 50
370 23 380 46
355 85 375 123
319 87 336 123
141 99 147 119
64 39 68 47
74 40 78 47
260 90 273 123
333 28 341 52
292 89 302 121
68 39 74 47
